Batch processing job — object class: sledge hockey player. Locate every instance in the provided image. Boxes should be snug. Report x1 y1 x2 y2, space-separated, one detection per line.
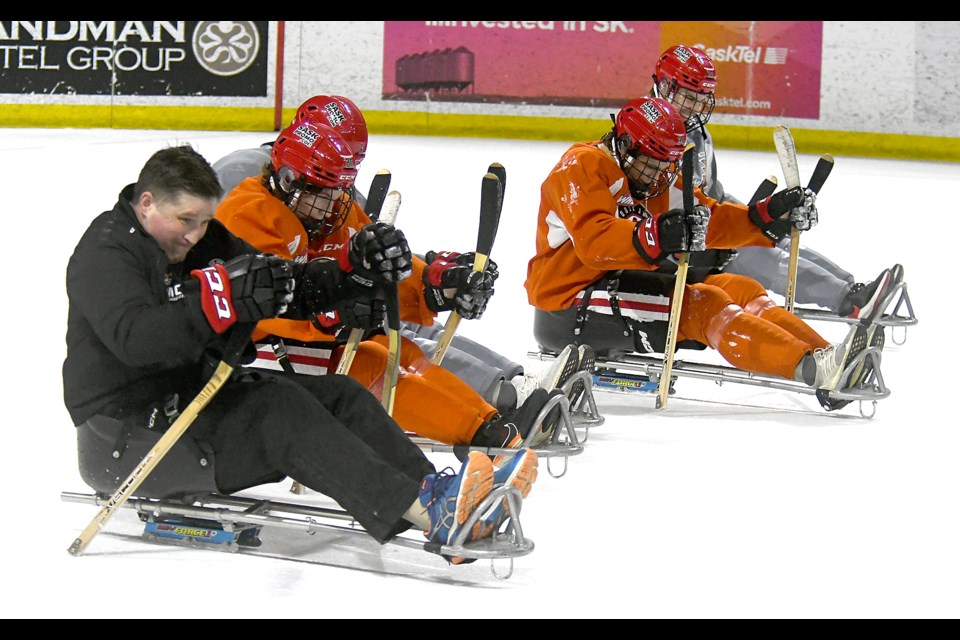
525 96 888 411
215 116 564 453
650 44 903 325
64 144 539 564
213 95 575 412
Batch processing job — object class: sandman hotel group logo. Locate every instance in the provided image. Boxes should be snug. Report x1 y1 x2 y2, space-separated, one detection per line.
192 21 259 76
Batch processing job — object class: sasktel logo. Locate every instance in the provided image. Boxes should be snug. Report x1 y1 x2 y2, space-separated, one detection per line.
694 43 788 65
192 21 259 76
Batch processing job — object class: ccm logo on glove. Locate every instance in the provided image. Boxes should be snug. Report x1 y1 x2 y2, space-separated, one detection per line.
192 264 235 333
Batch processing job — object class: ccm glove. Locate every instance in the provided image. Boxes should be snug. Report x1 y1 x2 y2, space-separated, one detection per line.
633 210 689 264
338 222 413 287
422 250 498 320
748 186 805 242
291 258 386 331
191 254 295 333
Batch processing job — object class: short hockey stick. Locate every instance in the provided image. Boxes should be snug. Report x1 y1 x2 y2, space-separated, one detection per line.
430 166 504 365
773 125 802 313
657 143 697 410
68 321 257 556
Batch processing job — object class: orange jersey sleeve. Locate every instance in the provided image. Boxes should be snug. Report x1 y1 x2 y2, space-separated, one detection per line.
525 142 660 311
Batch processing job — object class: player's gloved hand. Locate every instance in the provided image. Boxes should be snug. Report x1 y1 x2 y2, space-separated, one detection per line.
422 250 498 319
335 286 386 330
289 258 386 331
191 254 295 333
633 210 689 264
686 204 711 252
748 186 805 242
338 222 413 287
788 187 818 231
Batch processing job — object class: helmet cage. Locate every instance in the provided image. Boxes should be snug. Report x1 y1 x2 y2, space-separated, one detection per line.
619 147 679 200
658 79 716 128
277 171 353 238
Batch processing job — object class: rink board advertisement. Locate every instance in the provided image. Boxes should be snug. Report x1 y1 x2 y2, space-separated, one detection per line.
0 21 269 96
383 21 822 119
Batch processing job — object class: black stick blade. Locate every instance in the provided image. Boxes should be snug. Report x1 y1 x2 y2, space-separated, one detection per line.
487 162 506 204
476 172 502 257
806 153 834 195
681 143 696 213
748 175 778 206
364 169 392 220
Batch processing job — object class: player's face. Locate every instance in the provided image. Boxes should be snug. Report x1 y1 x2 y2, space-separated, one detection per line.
138 191 217 263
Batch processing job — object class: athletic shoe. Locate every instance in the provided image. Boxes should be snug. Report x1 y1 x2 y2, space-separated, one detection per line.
528 389 568 447
482 449 539 535
839 267 895 320
493 448 539 499
801 323 869 392
568 344 596 408
471 413 523 451
510 344 579 406
419 451 494 564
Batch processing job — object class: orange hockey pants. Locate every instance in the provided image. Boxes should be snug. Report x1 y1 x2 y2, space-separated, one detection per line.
677 272 830 379
331 334 497 445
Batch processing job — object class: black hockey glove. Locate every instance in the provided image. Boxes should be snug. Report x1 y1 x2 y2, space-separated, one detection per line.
633 210 689 264
191 254 294 333
748 186 806 242
338 222 413 287
422 250 498 320
291 258 385 331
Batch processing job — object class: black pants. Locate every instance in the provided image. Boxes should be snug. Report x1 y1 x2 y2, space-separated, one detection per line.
78 371 434 543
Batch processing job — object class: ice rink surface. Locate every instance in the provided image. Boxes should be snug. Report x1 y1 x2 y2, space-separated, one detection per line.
0 127 956 618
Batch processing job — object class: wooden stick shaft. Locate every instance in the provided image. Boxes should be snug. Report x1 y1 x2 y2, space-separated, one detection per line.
657 255 688 409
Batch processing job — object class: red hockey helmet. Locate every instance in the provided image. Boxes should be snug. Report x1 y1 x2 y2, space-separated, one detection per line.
295 95 368 164
655 45 717 127
613 97 686 198
655 45 717 93
271 120 358 191
271 120 358 237
615 97 686 163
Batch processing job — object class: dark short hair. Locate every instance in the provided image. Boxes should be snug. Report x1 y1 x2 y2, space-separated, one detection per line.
134 144 223 203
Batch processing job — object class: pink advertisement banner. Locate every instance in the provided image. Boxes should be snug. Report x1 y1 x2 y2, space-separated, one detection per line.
382 21 822 119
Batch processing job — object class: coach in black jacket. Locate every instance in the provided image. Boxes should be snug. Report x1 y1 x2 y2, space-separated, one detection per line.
64 144 444 544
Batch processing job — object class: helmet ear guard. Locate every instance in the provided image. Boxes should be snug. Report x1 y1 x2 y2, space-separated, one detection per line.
275 165 299 195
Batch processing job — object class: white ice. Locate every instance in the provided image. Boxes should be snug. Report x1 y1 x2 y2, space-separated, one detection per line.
0 128 956 619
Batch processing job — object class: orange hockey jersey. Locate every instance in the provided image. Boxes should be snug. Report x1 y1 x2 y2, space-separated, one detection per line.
215 177 436 343
525 141 775 311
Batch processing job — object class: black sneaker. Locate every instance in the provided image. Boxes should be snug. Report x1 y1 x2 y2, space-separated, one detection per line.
839 267 896 321
529 389 566 447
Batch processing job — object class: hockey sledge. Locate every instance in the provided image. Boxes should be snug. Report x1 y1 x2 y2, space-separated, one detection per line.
61 482 534 580
794 278 917 346
406 385 592 480
529 338 890 418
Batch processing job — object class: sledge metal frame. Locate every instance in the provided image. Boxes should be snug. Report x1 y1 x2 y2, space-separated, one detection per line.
794 280 917 346
406 387 593 479
529 341 890 419
61 484 534 580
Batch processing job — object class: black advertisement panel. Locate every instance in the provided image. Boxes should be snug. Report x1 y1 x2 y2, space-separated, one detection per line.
0 21 269 96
